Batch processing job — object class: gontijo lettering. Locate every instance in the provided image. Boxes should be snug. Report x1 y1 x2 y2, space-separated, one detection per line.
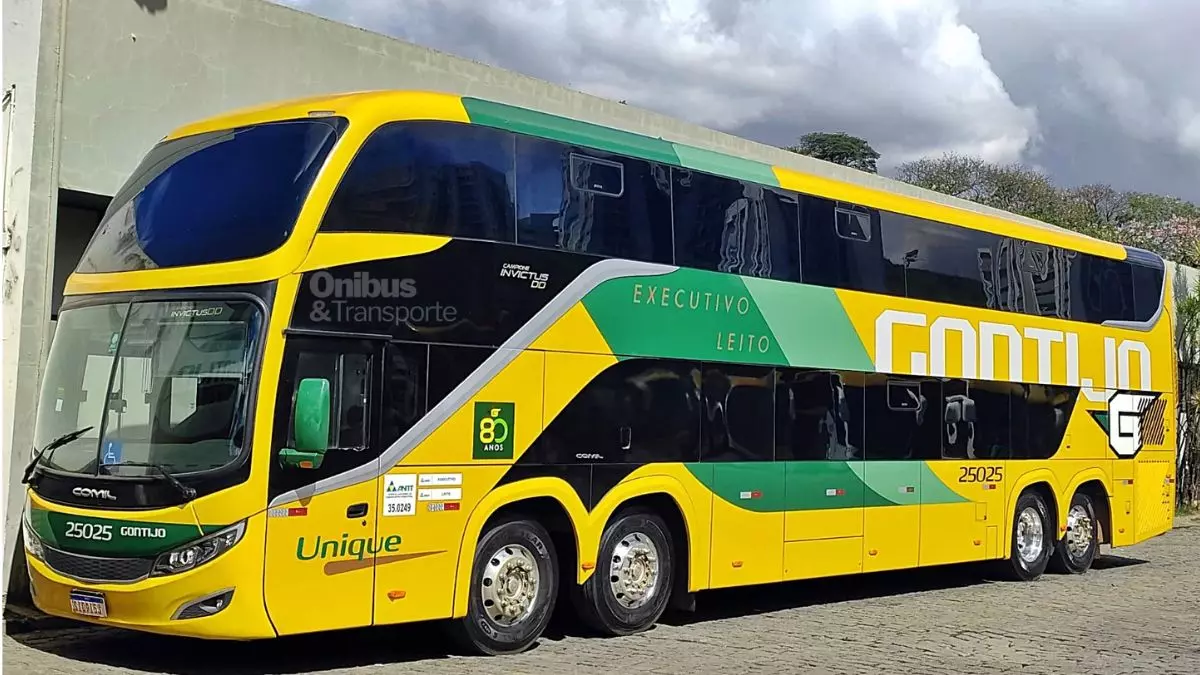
874 309 1152 401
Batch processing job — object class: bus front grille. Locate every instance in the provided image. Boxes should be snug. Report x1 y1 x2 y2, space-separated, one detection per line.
42 546 153 583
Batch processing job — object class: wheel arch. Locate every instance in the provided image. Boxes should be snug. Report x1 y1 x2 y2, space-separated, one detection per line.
1004 469 1060 558
1067 475 1113 545
451 477 589 619
588 474 705 593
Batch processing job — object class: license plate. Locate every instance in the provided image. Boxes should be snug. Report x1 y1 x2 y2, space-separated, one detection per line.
69 589 107 618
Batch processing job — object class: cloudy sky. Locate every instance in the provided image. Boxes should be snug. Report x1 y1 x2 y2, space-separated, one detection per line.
279 0 1200 202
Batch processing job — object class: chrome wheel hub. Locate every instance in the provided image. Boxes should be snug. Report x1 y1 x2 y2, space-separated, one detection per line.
1016 506 1045 564
609 532 660 610
480 544 540 626
1065 504 1094 560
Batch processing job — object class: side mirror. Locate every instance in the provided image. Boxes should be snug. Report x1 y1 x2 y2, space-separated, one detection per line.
279 378 331 470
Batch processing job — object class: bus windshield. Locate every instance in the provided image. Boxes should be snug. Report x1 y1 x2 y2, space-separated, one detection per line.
75 117 345 273
33 299 262 479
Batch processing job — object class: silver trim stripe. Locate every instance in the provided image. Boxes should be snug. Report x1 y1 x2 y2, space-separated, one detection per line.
268 258 675 508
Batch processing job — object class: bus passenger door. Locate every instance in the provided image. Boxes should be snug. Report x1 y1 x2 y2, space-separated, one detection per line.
263 337 383 635
706 364 784 589
779 371 865 581
863 377 931 572
921 379 1009 567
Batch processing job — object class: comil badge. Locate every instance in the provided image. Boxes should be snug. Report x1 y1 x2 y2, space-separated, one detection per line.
1089 391 1165 458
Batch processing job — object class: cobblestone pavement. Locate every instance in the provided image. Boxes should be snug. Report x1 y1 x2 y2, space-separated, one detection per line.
7 516 1200 675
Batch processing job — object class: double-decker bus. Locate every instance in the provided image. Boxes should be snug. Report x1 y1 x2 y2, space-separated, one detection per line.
20 90 1177 655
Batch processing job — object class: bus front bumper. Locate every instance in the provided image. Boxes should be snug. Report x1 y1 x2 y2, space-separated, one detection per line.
24 545 276 640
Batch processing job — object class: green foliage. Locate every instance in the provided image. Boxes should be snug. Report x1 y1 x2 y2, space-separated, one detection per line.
785 132 880 174
893 152 1200 265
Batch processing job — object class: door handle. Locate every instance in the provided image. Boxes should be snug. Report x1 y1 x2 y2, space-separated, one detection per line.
346 502 368 518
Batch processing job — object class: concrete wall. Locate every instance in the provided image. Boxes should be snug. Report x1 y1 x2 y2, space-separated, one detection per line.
2 0 65 602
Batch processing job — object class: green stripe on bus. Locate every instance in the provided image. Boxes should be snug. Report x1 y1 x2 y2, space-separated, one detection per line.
462 98 681 166
742 276 873 371
581 267 871 370
672 145 781 187
28 507 222 557
582 267 789 365
683 461 969 513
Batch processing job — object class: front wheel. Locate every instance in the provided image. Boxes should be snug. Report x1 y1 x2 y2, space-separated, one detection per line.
998 490 1053 581
450 517 559 656
1049 491 1099 574
575 509 674 636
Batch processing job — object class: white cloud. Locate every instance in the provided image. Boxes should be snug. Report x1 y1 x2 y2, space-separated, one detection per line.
282 0 1039 168
279 0 1200 200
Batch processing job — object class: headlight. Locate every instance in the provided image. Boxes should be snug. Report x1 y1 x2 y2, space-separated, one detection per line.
22 516 44 561
22 495 44 561
152 521 245 576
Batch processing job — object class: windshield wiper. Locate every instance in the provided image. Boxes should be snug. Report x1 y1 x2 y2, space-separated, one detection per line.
21 426 94 485
99 461 197 501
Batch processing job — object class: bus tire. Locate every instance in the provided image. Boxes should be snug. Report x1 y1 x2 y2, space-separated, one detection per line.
576 508 674 636
1000 489 1053 581
1048 491 1099 574
451 516 559 656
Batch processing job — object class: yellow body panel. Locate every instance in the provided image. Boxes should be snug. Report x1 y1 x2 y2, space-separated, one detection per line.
263 480 378 635
863 506 918 572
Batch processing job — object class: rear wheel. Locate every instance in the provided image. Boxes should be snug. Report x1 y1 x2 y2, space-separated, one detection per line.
998 489 1053 581
1049 491 1099 574
576 509 674 636
451 517 558 656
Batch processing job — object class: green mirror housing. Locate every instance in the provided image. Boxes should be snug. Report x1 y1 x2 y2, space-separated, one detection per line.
279 377 331 470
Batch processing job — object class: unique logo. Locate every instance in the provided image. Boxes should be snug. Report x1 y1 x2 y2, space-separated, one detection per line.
72 487 117 501
295 533 442 575
1088 391 1165 458
473 402 515 460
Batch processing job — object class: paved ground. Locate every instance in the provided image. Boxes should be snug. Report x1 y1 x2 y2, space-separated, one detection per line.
6 516 1200 675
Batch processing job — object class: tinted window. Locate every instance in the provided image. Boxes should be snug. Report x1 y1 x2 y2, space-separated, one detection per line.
672 169 801 280
701 364 775 462
1130 258 1165 323
775 369 864 460
533 358 701 464
1012 384 1074 459
516 137 672 262
864 377 941 460
1070 253 1135 323
941 379 1011 460
324 121 516 242
882 213 993 307
78 119 344 273
800 197 888 293
270 338 380 499
380 342 428 447
428 344 492 409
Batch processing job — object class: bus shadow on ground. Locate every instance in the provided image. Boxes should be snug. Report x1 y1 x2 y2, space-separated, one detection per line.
9 552 1149 674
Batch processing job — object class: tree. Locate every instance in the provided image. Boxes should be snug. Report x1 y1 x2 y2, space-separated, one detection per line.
894 152 1063 226
1062 183 1131 228
1127 191 1200 224
785 132 880 174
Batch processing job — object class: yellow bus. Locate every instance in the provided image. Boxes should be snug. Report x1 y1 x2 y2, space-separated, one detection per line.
20 90 1177 655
